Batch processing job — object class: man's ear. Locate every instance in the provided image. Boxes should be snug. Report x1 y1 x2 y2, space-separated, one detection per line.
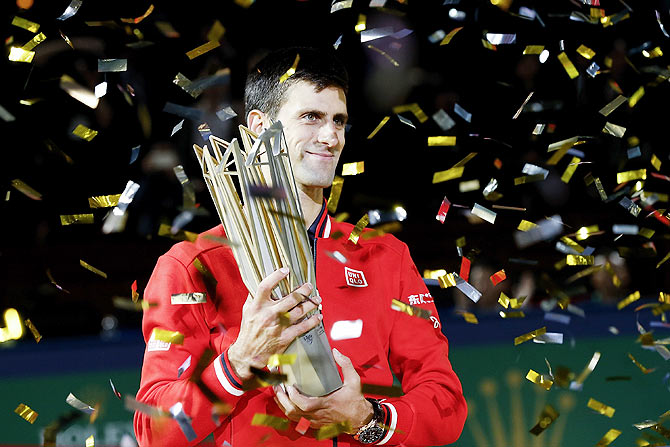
247 110 267 135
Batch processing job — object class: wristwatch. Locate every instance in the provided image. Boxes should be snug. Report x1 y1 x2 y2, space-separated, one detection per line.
353 398 386 444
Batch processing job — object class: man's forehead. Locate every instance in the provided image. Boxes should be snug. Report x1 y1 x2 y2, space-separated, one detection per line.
282 80 347 111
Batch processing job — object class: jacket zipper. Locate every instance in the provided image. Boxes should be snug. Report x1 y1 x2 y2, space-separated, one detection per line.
312 229 336 447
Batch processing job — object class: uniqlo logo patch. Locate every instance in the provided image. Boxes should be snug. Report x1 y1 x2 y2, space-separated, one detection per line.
345 267 368 287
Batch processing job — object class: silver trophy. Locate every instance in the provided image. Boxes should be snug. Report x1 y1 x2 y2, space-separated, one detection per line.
193 122 342 396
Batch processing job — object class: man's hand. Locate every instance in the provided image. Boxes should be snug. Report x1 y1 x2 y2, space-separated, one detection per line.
273 348 374 432
228 267 322 381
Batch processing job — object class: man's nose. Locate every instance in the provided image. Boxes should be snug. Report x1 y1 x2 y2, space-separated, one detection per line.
317 122 340 148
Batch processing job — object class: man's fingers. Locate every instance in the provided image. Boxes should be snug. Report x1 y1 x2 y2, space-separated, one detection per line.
285 299 319 324
333 348 360 385
274 283 314 313
286 385 318 412
274 385 302 420
255 267 290 301
282 312 322 343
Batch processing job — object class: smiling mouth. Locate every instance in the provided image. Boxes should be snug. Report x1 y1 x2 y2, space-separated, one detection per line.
306 151 334 158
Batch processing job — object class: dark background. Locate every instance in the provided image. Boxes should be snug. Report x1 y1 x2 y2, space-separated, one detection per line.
1 0 670 340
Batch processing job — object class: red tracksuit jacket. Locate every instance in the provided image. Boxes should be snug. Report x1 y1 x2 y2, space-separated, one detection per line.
134 210 467 446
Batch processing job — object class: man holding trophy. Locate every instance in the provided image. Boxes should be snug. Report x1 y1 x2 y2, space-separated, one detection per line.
134 47 466 446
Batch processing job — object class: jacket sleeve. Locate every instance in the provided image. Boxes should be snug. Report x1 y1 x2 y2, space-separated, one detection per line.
376 243 467 446
133 253 246 447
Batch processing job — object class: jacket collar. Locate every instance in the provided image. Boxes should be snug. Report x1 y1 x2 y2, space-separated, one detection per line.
307 199 331 240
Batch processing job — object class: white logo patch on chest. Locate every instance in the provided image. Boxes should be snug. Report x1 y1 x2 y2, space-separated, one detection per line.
344 266 368 287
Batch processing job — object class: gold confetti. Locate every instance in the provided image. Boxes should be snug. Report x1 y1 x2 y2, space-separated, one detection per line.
639 228 655 239
158 223 198 242
267 354 296 367
529 404 559 436
440 27 463 45
120 4 155 24
566 265 603 283
79 260 108 279
366 44 399 67
500 310 525 318
206 19 225 42
85 435 94 447
88 194 121 208
567 255 594 266
24 319 41 342
152 328 184 345
186 40 220 60
438 273 457 289
628 86 645 108
424 269 447 279
561 236 585 253
596 429 621 446
428 136 456 146
526 369 553 390
560 156 581 183
617 291 641 310
599 95 627 116
354 13 366 32
279 53 300 83
367 116 390 139
514 327 546 345
0 308 23 343
12 16 40 33
642 46 663 58
514 174 545 185
60 214 94 226
576 44 596 59
617 169 647 184
8 47 35 63
14 403 38 424
21 32 46 51
348 214 369 244
576 225 600 241
327 176 343 214
391 299 432 320
72 124 98 141
393 103 429 123
523 45 544 54
433 167 464 183
627 354 656 374
458 311 478 324
557 52 579 78
518 220 538 231
342 161 364 176
317 422 352 440
453 152 478 167
657 251 670 269
251 413 289 431
651 154 662 171
546 146 571 166
588 398 615 417
11 179 41 200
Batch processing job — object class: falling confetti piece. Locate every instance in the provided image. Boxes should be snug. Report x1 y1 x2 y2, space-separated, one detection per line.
279 53 300 83
14 403 38 424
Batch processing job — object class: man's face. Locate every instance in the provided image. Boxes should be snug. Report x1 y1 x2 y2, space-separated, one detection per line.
274 80 348 194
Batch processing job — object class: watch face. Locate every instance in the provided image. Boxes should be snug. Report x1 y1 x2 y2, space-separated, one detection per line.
359 425 385 444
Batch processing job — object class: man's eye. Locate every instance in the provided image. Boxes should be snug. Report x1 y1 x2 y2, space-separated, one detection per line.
304 113 318 121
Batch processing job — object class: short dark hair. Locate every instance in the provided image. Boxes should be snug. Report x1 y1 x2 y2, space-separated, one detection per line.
244 47 349 120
